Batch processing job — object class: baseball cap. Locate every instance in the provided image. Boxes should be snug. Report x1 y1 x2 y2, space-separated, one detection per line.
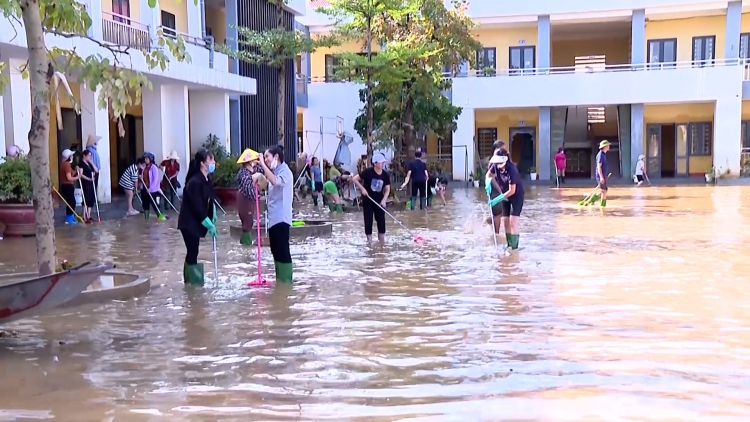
372 153 387 164
62 149 74 159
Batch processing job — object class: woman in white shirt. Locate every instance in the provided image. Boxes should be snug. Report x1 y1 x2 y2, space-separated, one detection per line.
634 154 649 186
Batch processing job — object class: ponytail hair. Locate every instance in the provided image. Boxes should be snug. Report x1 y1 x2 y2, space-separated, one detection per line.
265 144 285 163
185 148 214 181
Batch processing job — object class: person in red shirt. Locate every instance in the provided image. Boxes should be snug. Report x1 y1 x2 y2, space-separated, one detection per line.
554 147 567 187
160 151 181 203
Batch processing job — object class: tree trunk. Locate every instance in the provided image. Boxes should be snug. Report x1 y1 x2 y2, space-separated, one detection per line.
20 0 57 276
403 89 415 159
365 17 374 164
277 63 285 147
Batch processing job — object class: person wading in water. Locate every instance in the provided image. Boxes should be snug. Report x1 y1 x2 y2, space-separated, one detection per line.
352 153 391 243
486 151 525 250
236 148 264 246
257 145 294 283
178 149 217 286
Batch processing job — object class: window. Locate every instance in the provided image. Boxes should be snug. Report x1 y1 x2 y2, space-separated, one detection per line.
741 33 750 64
647 38 677 68
161 11 177 37
742 121 750 151
688 122 712 156
112 0 130 23
476 128 497 159
692 36 715 66
324 54 341 82
509 46 535 74
295 55 302 75
476 48 496 71
438 132 453 156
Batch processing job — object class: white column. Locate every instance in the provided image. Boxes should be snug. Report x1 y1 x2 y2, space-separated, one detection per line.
714 98 742 176
186 0 202 38
453 108 475 181
86 0 103 39
142 84 190 187
2 58 31 153
189 90 229 156
80 85 112 203
139 0 159 41
0 94 5 158
538 106 551 180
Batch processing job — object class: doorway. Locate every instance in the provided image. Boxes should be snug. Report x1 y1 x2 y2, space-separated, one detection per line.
660 124 676 177
116 114 142 193
509 127 535 177
647 123 690 178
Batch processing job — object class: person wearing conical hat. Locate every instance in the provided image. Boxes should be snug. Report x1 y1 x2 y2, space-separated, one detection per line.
594 140 610 207
160 150 181 204
236 148 266 245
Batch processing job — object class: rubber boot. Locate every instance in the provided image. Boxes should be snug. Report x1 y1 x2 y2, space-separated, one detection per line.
144 210 150 220
510 234 520 250
240 231 254 246
588 194 600 205
505 233 512 247
335 204 343 213
419 196 426 210
328 204 335 212
184 263 205 286
409 197 416 210
275 262 293 283
562 176 566 184
427 196 433 207
313 195 318 206
600 198 607 207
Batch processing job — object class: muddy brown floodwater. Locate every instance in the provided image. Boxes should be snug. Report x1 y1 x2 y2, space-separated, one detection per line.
0 186 749 420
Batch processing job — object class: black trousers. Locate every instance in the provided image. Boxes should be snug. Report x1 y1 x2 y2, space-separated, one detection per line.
141 188 161 213
181 229 200 265
363 202 386 235
268 223 292 263
60 184 76 216
411 180 427 198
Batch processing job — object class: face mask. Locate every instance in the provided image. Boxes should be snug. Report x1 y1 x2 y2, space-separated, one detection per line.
270 158 278 170
207 163 216 174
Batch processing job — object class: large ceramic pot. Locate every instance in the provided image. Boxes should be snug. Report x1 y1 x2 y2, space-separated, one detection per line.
215 187 238 206
0 203 36 237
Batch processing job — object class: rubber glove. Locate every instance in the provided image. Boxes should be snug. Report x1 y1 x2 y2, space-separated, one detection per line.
488 194 506 207
201 217 217 238
212 204 217 224
311 180 316 190
484 178 493 195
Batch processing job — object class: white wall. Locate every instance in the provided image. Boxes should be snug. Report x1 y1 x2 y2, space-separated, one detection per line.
143 85 191 187
189 90 230 155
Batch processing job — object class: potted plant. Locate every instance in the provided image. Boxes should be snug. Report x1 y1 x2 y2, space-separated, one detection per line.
480 66 496 77
705 166 716 184
528 166 537 180
213 156 241 206
0 154 35 237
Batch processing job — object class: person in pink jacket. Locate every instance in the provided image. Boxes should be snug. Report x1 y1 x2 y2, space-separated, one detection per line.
554 147 567 187
141 152 162 219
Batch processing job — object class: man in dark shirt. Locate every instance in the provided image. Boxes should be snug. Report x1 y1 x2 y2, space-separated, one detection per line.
400 150 429 210
595 140 610 207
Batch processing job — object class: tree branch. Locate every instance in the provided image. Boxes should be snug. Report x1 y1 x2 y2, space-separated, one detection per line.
44 29 132 65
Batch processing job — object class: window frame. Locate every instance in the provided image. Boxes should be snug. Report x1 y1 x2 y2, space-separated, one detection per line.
476 127 498 159
509 46 536 75
160 10 177 38
112 0 130 23
646 38 677 68
476 47 497 71
691 35 716 67
742 120 750 151
324 54 341 82
688 122 712 157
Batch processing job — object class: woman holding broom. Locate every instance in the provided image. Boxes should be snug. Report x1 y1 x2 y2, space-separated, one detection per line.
178 148 217 287
236 148 264 245
486 151 524 250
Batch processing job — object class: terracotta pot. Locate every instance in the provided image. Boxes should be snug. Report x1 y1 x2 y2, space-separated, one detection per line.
0 203 36 237
215 187 238 206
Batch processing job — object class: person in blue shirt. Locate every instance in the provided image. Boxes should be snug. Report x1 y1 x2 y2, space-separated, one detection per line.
595 140 610 207
307 156 324 207
485 151 525 250
400 150 429 210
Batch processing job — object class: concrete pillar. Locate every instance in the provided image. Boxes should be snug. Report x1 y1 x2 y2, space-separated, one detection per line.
139 0 159 41
225 0 239 75
726 1 742 62
189 91 230 156
453 108 475 181
80 85 112 203
538 106 551 180
537 15 550 70
631 9 646 67
86 0 103 39
186 0 202 38
714 97 742 176
142 85 191 187
2 59 31 153
229 99 241 155
630 103 644 169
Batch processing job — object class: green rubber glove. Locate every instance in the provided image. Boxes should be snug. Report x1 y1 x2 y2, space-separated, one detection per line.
488 194 506 207
212 204 217 224
311 180 316 190
484 178 493 195
201 217 217 238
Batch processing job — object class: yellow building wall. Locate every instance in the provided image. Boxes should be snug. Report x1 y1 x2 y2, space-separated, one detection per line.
205 6 226 44
643 103 714 174
473 26 538 70
741 13 750 32
644 15 726 62
100 0 141 21
741 101 750 120
475 108 539 165
49 81 81 188
551 38 631 67
310 40 381 81
160 0 188 33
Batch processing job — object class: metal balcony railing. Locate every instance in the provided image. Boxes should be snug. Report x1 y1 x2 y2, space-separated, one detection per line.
296 74 307 94
101 11 151 51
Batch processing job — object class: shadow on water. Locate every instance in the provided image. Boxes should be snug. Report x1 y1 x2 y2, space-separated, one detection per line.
2 185 750 418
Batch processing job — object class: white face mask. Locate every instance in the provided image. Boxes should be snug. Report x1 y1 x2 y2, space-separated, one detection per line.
270 158 278 170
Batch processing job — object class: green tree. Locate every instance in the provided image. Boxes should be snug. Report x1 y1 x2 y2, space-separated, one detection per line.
221 0 338 147
0 0 189 275
318 0 422 163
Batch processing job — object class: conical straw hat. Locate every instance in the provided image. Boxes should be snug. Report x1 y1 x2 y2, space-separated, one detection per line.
237 148 260 164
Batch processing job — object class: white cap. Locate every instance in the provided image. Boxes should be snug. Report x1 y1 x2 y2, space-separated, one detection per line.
6 145 19 157
638 154 645 160
489 155 508 166
62 149 74 159
372 153 387 164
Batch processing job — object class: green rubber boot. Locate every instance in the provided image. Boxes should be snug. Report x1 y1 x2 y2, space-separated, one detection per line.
144 210 150 220
335 204 343 213
240 231 254 246
600 199 607 207
510 234 520 250
505 233 512 247
328 204 335 212
184 263 205 286
275 261 293 283
588 194 601 205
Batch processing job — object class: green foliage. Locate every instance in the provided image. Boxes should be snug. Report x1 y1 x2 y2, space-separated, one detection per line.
202 134 229 160
220 26 338 68
213 156 240 187
0 155 33 204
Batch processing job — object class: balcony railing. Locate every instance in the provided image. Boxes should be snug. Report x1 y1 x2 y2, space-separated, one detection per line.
101 11 151 51
308 58 741 83
158 26 207 47
296 74 307 94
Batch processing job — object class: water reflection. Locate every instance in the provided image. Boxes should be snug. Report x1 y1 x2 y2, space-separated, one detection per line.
0 186 749 418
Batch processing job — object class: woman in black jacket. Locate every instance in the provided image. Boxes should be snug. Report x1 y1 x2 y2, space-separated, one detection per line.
177 148 217 286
